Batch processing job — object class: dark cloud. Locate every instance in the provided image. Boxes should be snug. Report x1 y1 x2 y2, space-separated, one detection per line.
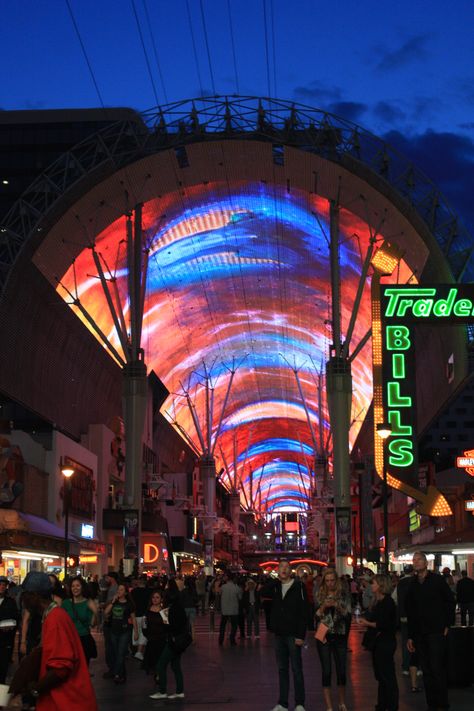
327 101 367 122
376 34 430 72
373 101 406 124
384 129 474 234
293 81 341 105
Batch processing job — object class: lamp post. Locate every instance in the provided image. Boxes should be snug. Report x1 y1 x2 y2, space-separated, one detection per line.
61 460 75 581
376 423 392 572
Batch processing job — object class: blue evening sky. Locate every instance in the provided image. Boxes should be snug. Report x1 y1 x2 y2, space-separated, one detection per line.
2 0 474 233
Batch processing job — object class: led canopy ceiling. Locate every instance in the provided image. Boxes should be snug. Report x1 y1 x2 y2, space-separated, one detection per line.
57 172 411 512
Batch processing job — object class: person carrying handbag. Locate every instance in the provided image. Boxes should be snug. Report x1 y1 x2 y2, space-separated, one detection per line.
61 577 98 665
314 568 351 711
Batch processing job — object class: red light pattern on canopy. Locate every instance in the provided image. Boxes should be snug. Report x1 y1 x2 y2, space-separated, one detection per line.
57 181 412 511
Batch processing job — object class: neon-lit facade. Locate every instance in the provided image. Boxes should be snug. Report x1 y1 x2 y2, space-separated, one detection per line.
56 179 414 512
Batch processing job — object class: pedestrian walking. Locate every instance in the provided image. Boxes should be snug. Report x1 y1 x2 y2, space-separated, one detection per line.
104 583 138 684
142 590 168 675
218 572 242 646
131 574 151 661
150 579 189 700
0 576 19 683
314 567 351 711
269 560 308 711
359 574 399 711
61 576 98 665
406 551 455 711
242 578 260 638
8 571 97 710
456 570 474 626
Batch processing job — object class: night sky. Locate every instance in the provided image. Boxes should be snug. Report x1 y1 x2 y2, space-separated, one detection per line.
2 0 474 236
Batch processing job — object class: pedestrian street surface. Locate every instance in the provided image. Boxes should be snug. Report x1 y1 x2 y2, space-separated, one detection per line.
92 613 474 710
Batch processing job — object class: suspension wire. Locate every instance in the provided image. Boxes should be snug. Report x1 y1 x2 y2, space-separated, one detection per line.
227 0 240 94
64 0 105 107
185 0 205 98
142 0 169 103
270 0 277 97
130 0 160 106
262 0 272 97
199 0 217 95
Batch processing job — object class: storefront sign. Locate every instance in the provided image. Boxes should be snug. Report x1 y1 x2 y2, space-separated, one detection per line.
81 523 94 539
79 554 98 564
409 509 421 532
457 450 474 477
144 543 160 564
464 500 474 512
381 284 474 488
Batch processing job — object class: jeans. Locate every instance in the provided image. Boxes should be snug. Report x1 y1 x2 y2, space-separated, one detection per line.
416 632 449 710
219 614 238 643
156 643 184 694
103 624 114 671
373 636 399 711
274 635 305 708
459 602 474 626
246 606 260 636
317 634 347 687
109 629 130 679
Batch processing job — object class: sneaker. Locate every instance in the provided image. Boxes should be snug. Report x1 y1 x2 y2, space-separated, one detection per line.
134 651 144 660
168 693 185 699
402 670 410 676
416 669 423 676
295 706 306 711
270 706 288 711
149 692 168 699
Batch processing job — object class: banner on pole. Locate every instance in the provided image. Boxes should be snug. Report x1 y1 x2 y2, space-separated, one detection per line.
336 507 352 557
123 509 139 559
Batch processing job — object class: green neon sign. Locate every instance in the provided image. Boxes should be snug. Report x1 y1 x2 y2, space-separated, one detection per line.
383 285 474 322
381 283 474 489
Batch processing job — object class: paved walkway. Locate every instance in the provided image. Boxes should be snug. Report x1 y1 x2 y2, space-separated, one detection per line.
91 614 474 710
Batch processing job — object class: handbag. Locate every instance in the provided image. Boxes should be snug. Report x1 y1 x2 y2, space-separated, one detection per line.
80 633 98 660
169 631 192 655
314 621 329 644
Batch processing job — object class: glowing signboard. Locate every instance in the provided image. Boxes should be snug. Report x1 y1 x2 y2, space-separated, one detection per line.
457 449 474 477
464 500 474 511
381 285 474 488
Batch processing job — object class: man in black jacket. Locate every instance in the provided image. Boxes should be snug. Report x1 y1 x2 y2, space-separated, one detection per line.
269 560 308 711
406 551 455 711
456 570 474 626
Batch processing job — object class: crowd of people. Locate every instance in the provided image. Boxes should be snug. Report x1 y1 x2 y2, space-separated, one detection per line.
0 552 471 709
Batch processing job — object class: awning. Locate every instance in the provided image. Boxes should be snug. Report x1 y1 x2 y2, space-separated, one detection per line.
21 513 78 541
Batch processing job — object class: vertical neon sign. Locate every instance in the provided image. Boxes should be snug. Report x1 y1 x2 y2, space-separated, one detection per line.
380 284 474 488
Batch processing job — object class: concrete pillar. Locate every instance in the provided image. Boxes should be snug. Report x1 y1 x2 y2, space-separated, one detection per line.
230 492 241 565
122 355 147 569
326 356 352 574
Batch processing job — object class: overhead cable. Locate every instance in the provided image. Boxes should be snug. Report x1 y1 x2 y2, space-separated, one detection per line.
199 0 217 95
186 0 205 98
64 0 105 107
142 0 169 103
227 0 240 94
131 0 160 105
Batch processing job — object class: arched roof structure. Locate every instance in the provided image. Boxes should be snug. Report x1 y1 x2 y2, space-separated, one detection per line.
1 97 472 512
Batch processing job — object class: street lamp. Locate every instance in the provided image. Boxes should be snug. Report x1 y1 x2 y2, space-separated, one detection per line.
61 459 74 581
376 423 392 572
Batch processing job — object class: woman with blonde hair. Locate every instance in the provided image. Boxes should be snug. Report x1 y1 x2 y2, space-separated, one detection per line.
314 568 351 711
359 574 398 711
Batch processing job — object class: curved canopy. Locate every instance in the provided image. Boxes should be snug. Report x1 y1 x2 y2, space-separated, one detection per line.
54 168 413 512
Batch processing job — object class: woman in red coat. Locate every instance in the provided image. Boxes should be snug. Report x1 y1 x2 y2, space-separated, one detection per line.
8 572 97 711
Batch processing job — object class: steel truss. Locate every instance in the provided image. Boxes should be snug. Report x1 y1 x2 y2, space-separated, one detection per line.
0 96 472 294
